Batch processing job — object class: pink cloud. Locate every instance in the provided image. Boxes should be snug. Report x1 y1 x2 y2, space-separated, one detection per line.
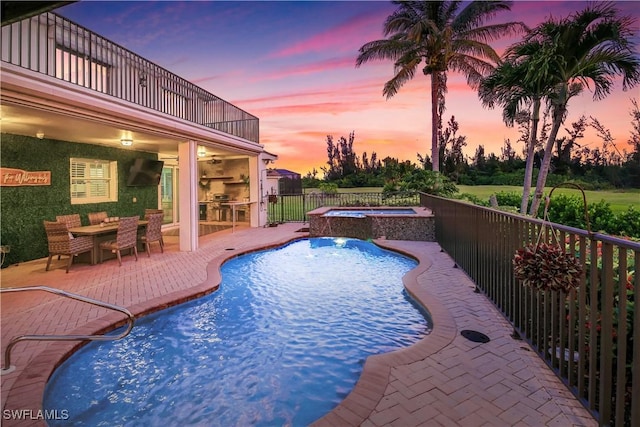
269 8 390 59
255 102 360 116
255 56 356 82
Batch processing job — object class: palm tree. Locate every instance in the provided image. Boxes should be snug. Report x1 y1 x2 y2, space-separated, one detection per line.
479 40 552 214
356 0 525 172
522 2 640 216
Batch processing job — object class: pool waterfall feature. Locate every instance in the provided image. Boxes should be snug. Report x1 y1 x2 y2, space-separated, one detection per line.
307 207 435 241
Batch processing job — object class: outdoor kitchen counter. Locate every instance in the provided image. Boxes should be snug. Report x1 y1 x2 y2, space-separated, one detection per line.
199 201 230 222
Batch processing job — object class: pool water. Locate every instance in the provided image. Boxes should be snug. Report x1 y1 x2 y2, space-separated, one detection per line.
44 238 430 426
323 208 416 218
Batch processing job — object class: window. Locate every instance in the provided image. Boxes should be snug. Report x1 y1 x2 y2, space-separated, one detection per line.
70 158 117 204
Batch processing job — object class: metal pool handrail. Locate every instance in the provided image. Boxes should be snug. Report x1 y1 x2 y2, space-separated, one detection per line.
1 286 134 374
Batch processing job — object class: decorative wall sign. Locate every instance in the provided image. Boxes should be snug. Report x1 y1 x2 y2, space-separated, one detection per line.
0 167 51 186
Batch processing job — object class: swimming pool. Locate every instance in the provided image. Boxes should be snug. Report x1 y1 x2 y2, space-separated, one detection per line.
44 238 431 426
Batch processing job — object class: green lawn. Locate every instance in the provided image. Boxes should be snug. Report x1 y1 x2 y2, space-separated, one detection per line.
457 185 640 213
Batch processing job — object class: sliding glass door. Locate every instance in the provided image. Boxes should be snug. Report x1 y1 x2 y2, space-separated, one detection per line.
160 166 179 226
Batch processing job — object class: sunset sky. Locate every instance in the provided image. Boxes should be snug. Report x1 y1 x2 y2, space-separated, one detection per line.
58 1 640 175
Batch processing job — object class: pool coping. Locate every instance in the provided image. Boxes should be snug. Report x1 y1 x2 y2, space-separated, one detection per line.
3 235 449 426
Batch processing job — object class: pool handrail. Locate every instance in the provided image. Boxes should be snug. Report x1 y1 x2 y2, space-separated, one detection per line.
1 285 134 374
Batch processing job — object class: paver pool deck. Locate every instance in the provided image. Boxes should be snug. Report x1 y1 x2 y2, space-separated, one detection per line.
1 223 597 426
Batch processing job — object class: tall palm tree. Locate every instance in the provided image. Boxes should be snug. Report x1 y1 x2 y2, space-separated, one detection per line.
479 40 552 214
523 2 640 216
356 0 525 172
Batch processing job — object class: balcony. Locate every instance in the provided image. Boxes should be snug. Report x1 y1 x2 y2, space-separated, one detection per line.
1 12 259 143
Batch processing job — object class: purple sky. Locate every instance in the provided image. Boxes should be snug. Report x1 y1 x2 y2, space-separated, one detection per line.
58 1 640 175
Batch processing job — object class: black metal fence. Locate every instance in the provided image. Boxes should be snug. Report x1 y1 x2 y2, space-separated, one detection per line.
268 191 419 223
421 192 639 427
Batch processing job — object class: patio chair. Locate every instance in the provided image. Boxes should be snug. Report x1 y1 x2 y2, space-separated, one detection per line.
144 209 164 224
56 213 81 229
44 220 94 273
88 211 108 225
99 216 139 266
140 212 164 256
54 214 82 260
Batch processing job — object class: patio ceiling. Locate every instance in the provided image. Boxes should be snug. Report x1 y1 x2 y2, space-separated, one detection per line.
1 1 74 26
0 103 244 160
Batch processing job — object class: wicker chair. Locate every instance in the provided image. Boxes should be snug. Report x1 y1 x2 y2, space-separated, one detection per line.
56 214 81 229
140 212 164 256
44 221 94 273
99 216 139 266
54 214 82 261
144 208 163 216
88 211 108 225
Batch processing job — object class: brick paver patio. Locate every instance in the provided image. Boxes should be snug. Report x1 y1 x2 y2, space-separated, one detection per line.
1 224 596 426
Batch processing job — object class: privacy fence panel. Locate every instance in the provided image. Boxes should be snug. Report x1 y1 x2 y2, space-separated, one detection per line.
421 193 638 427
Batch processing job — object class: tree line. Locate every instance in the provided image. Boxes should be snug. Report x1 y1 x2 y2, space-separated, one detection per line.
304 98 640 192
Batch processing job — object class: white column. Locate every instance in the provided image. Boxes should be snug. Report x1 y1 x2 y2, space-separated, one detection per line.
249 155 260 227
178 140 199 251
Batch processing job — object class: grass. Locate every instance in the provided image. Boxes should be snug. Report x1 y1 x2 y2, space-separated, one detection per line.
456 185 639 213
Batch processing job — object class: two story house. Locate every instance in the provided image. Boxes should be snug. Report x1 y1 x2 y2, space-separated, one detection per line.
1 9 276 265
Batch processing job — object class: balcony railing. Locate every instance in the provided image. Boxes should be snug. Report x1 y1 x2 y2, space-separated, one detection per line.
421 193 639 427
1 12 259 143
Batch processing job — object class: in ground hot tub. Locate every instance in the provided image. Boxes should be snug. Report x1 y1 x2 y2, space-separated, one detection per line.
307 206 435 241
323 208 418 217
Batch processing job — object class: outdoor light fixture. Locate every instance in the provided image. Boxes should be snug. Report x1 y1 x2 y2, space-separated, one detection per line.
197 147 207 157
36 131 45 139
120 138 133 146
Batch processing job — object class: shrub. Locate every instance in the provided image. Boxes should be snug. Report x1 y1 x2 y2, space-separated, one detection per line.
546 196 640 238
385 170 458 197
495 191 523 208
318 182 338 195
613 205 640 237
587 200 616 234
546 194 588 229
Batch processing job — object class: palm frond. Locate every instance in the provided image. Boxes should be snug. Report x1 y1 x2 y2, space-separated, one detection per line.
462 22 528 44
454 1 513 32
452 39 500 64
384 56 421 99
355 37 413 67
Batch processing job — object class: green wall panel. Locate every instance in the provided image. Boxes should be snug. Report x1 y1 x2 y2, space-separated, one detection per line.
1 133 160 267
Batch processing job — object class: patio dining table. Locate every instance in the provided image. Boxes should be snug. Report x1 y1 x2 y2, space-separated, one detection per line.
69 220 148 265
